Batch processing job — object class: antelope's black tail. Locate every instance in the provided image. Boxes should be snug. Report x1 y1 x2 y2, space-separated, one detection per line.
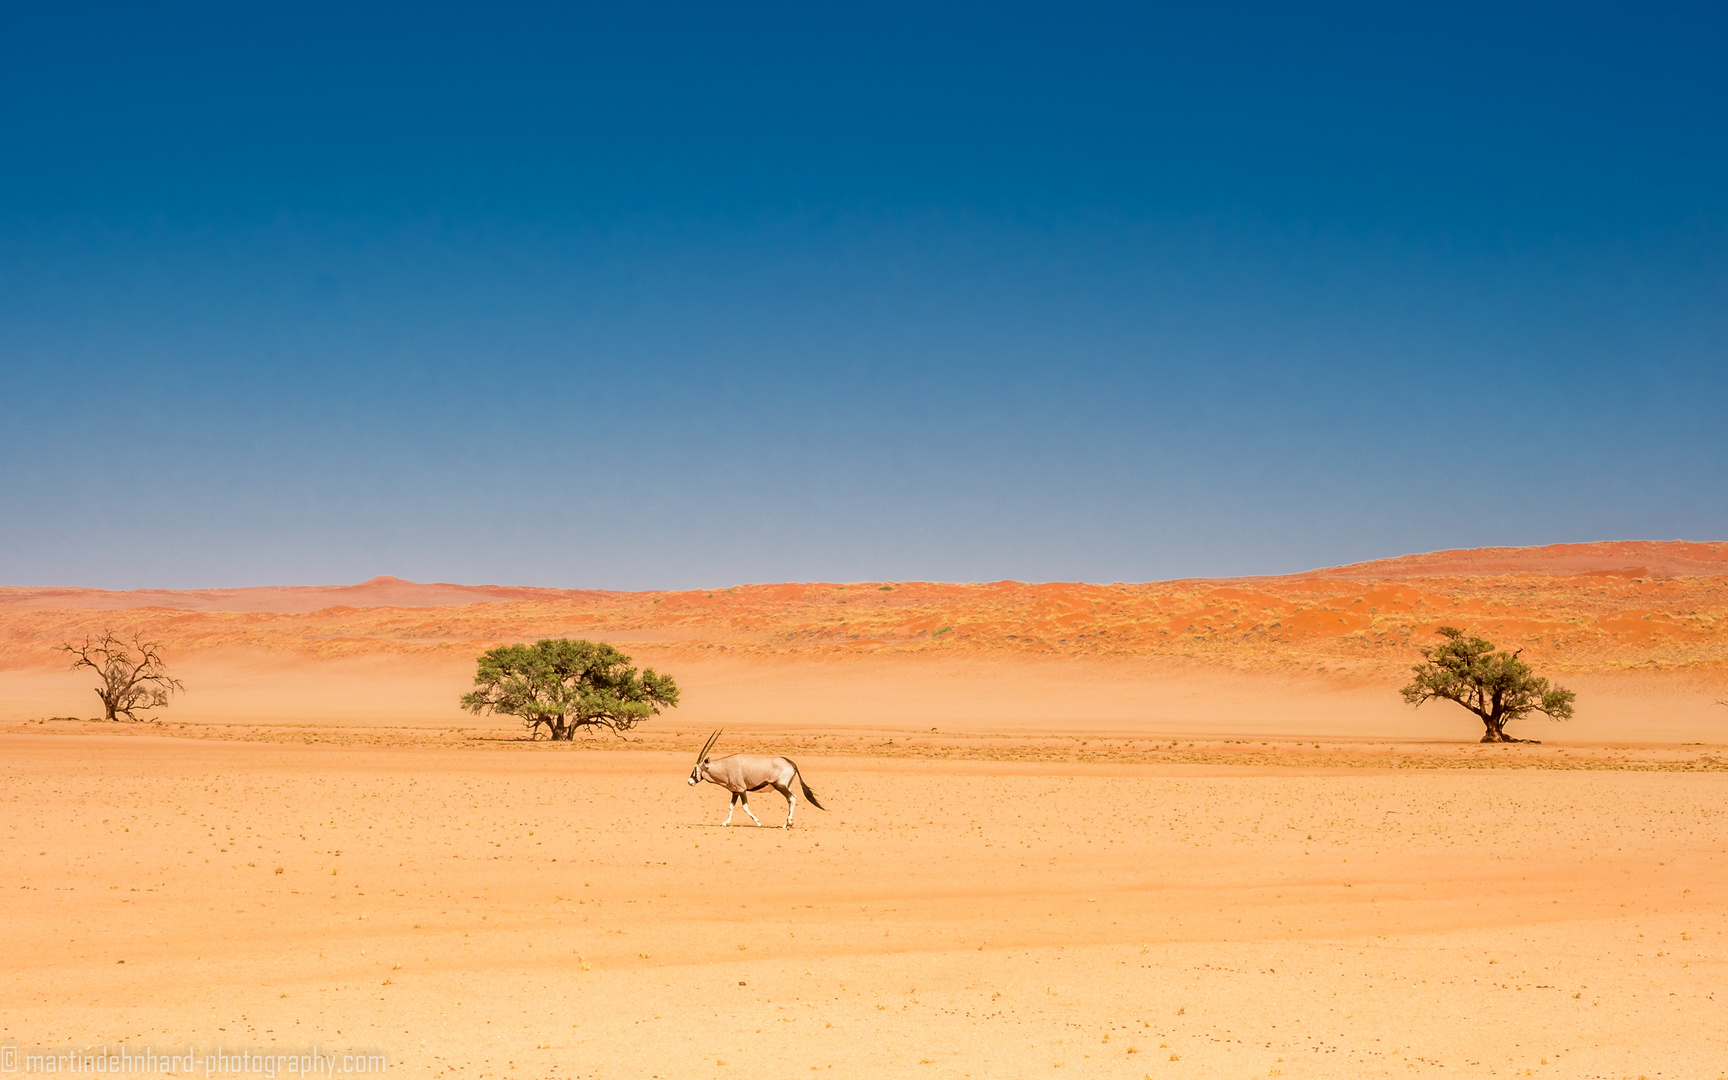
788 760 826 810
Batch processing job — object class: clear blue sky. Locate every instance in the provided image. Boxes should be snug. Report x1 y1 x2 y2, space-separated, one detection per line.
2 2 1724 589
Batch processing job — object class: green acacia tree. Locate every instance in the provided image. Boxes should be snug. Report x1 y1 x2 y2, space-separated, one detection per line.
1401 626 1575 742
460 639 679 740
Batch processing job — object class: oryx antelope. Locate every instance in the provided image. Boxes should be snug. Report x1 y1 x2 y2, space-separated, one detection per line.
687 730 825 828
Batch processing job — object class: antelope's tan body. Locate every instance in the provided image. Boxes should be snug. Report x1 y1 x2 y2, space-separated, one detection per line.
687 730 825 827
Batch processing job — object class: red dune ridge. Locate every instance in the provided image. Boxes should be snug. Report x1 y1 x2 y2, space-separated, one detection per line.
3 540 1725 676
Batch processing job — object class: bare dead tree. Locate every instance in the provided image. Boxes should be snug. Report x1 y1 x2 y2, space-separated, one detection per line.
60 631 185 722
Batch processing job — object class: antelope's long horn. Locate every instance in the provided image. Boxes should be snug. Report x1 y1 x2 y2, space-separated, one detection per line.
695 728 722 764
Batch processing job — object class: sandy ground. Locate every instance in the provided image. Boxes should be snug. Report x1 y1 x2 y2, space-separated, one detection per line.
3 731 1726 1080
6 648 1727 753
4 543 1727 1078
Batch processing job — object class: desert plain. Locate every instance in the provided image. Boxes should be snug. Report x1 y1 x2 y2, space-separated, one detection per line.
3 540 1727 1079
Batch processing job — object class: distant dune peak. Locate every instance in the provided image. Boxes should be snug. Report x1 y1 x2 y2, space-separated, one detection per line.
1300 539 1728 581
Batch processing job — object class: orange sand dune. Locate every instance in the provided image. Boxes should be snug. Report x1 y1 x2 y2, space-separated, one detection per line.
4 540 1726 678
3 541 1725 745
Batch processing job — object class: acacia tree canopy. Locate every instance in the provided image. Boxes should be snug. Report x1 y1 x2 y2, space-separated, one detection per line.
60 631 185 722
1400 626 1575 743
459 638 679 740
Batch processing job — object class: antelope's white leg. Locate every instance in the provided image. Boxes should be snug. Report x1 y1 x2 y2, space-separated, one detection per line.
784 793 796 829
722 799 735 826
742 796 762 826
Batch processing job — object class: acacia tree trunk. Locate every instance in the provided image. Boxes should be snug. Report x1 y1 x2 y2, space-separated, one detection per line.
1479 711 1537 743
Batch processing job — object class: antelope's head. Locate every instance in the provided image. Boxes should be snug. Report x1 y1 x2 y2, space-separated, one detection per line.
688 729 722 785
